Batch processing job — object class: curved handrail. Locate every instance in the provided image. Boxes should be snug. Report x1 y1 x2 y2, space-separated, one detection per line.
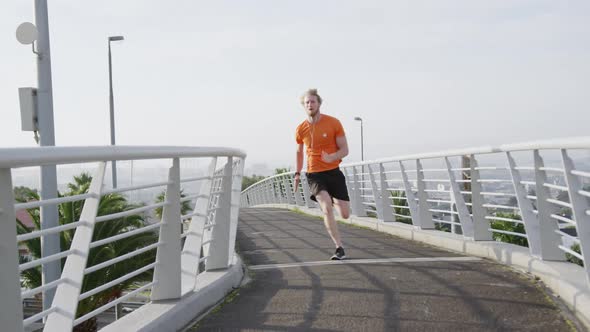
242 136 590 188
241 135 590 290
1 145 246 331
0 145 247 168
344 136 590 168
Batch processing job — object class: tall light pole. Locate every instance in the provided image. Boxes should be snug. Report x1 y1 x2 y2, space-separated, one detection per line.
354 116 365 194
15 0 61 312
108 36 124 188
35 0 60 312
354 117 364 161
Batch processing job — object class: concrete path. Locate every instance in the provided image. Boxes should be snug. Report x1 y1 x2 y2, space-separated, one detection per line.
191 208 579 331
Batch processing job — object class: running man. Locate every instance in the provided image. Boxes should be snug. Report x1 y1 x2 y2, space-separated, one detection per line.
293 89 350 260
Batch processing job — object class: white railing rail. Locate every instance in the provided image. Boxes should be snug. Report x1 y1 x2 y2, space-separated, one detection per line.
241 137 590 285
0 146 245 332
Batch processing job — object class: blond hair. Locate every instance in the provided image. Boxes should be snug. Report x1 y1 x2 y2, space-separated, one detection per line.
300 89 323 105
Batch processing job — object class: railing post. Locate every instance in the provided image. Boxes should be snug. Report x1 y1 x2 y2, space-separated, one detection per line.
257 185 264 205
252 187 259 206
271 178 280 203
469 155 493 240
0 168 24 332
445 157 474 238
283 176 295 205
534 151 565 261
379 163 395 222
450 195 459 234
351 166 367 217
151 158 182 301
416 159 435 229
258 182 265 204
266 180 273 204
507 152 542 258
228 158 245 263
181 157 217 294
399 161 419 226
260 182 266 204
277 178 286 204
248 189 254 206
273 179 281 203
301 173 315 208
45 163 106 330
206 157 233 270
368 163 393 222
561 150 590 284
342 167 353 209
262 183 267 204
202 170 222 260
261 183 267 205
293 175 304 206
368 164 383 220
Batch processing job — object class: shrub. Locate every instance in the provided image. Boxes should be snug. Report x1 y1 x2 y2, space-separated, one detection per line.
489 212 529 247
566 243 584 267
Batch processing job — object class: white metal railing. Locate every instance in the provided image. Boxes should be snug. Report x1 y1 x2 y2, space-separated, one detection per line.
241 137 590 285
0 146 245 332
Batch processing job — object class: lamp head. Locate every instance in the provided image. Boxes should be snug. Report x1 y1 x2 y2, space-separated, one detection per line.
354 117 362 122
109 36 125 42
16 22 38 45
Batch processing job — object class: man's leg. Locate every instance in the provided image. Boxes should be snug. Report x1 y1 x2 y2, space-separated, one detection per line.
315 190 342 248
333 198 350 219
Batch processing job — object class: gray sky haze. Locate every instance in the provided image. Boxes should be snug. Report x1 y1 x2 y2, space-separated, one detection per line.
2 1 589 173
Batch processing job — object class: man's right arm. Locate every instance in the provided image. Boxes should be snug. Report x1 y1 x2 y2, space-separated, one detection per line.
294 143 304 189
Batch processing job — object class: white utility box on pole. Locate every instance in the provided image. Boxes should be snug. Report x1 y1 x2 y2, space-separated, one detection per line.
18 87 38 131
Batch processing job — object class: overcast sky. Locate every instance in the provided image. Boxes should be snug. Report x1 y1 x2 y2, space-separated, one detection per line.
2 1 589 173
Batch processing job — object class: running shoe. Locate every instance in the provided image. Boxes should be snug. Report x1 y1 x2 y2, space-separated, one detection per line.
331 246 346 260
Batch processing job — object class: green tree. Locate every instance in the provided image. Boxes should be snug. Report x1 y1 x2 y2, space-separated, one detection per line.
274 167 290 175
273 168 292 199
16 173 158 332
14 186 38 202
241 174 266 191
391 190 412 225
489 212 528 247
154 190 192 220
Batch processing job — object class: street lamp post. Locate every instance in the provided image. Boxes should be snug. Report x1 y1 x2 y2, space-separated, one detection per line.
16 0 61 312
108 36 124 188
354 117 365 200
33 0 61 312
354 117 364 161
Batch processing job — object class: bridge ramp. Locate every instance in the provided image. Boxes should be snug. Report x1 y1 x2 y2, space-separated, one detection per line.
192 208 578 331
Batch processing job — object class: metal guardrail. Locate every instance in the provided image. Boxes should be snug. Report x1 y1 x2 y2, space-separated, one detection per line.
0 146 246 332
241 137 590 285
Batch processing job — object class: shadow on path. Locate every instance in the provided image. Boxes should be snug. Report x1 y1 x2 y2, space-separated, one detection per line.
192 208 579 332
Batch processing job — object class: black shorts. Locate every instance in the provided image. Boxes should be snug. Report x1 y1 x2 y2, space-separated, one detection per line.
306 168 350 202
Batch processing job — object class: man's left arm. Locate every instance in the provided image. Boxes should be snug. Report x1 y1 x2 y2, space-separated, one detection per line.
322 135 349 163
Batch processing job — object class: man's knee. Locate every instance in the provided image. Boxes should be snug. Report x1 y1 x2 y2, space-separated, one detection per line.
340 209 350 219
315 192 333 214
334 200 350 219
320 201 334 216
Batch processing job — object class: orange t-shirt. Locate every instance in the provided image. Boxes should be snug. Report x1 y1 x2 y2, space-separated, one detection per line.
295 114 345 173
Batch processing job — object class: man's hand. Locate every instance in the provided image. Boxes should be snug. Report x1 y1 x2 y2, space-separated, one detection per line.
321 151 336 163
294 173 301 191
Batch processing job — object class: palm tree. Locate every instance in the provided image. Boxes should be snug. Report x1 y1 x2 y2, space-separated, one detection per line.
16 173 158 332
154 190 192 221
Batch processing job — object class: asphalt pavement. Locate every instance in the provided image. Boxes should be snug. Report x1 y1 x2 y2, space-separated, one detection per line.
191 208 579 332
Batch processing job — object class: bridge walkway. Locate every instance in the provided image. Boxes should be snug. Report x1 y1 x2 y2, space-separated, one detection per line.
191 208 577 331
